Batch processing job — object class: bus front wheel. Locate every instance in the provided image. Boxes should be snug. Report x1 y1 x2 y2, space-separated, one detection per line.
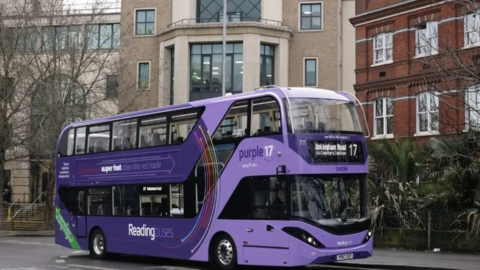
211 234 238 270
89 228 107 260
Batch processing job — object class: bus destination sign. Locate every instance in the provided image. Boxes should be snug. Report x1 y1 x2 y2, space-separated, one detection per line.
308 140 364 164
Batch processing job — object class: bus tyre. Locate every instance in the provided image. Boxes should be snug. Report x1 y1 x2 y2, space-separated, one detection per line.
212 234 237 270
89 228 107 260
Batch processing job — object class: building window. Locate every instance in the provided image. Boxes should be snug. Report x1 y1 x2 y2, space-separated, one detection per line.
196 0 261 23
304 58 317 87
260 44 274 86
465 12 480 47
373 32 393 65
106 75 119 99
416 91 439 133
135 9 155 35
374 98 394 136
416 21 438 56
299 3 322 30
190 43 243 101
84 24 120 50
138 62 150 90
466 85 480 130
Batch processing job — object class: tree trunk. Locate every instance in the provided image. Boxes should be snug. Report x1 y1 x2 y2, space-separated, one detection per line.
44 165 55 230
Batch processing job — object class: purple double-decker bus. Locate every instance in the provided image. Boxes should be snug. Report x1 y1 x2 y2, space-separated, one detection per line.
54 86 373 269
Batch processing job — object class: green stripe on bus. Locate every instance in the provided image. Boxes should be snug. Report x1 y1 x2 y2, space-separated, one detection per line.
55 207 81 250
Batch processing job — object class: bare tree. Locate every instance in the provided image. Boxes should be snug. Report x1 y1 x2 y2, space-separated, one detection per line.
410 0 480 236
0 0 145 229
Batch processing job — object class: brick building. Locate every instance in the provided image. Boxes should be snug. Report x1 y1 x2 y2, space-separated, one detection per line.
350 0 480 141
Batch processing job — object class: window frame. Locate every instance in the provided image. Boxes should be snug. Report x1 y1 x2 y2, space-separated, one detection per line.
189 43 244 100
416 90 440 135
373 32 393 65
465 85 480 131
303 57 318 87
137 61 151 90
464 12 480 48
373 97 394 137
298 2 324 32
260 44 275 86
415 21 438 57
106 74 119 99
134 8 156 36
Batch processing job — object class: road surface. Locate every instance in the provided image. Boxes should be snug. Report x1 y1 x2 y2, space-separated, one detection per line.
0 235 463 270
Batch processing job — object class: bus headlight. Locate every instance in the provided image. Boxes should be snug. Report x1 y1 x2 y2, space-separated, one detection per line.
362 230 373 244
282 227 324 248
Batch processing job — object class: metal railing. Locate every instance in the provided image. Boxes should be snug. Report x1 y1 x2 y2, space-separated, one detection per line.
63 0 121 14
167 17 284 28
1 0 121 17
9 192 47 230
2 189 7 196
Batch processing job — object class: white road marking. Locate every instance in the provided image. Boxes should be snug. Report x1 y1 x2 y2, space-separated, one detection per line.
66 264 121 270
55 260 65 263
0 239 56 247
60 255 69 259
49 266 69 269
144 267 200 270
71 250 84 254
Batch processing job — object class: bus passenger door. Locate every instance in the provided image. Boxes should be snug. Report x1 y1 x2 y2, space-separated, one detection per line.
241 176 290 266
75 190 87 238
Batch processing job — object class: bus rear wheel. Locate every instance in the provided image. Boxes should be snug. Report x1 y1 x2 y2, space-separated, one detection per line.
211 234 237 270
89 228 107 260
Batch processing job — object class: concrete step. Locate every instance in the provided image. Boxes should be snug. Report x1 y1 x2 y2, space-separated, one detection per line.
4 221 47 231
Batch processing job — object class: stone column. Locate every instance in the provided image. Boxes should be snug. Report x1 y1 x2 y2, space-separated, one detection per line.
242 33 261 92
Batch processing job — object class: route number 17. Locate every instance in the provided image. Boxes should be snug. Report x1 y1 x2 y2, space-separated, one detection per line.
348 144 358 156
265 145 274 157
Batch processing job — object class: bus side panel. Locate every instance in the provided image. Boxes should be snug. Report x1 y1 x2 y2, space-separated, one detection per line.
55 207 88 250
85 216 209 260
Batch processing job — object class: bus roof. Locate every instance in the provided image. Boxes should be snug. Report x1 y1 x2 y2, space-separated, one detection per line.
65 87 352 128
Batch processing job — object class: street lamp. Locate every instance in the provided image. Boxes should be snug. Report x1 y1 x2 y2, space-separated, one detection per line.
221 0 227 96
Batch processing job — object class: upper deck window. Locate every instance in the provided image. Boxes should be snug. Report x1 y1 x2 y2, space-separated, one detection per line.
285 98 362 134
251 97 281 136
87 125 110 153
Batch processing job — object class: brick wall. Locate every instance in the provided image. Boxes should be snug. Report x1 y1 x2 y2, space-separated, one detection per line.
352 0 478 140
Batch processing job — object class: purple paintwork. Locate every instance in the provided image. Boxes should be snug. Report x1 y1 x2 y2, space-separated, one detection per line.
55 87 373 267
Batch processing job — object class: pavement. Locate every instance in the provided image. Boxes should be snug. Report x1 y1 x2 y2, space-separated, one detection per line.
0 231 479 270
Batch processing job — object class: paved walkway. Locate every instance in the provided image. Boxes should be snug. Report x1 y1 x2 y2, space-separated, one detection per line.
337 249 480 270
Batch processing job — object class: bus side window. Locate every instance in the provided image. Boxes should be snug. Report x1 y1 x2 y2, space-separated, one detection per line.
87 188 111 215
251 97 281 136
58 187 84 215
112 119 137 151
113 186 139 216
75 127 86 155
139 184 169 217
214 100 248 141
170 109 199 144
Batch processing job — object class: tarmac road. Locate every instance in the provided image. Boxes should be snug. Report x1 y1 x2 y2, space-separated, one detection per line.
0 235 439 270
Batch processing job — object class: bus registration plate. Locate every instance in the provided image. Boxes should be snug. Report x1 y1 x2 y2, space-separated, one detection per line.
336 253 353 261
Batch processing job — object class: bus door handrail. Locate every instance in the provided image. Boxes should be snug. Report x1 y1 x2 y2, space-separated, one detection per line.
2 189 7 195
11 192 46 220
338 91 371 138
